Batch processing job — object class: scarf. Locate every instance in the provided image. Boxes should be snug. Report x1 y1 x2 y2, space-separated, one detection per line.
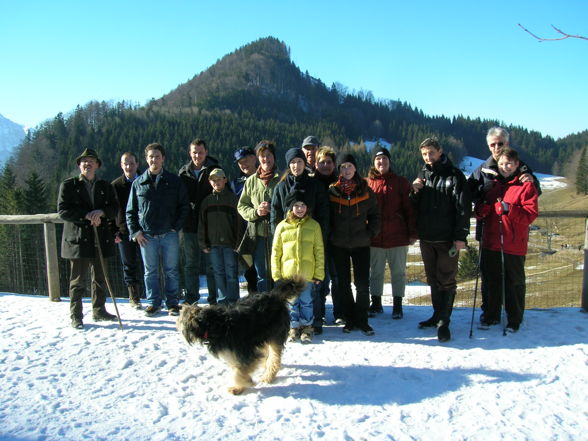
257 165 275 187
337 176 357 196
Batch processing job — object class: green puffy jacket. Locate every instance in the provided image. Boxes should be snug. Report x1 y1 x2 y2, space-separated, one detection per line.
237 171 280 237
271 215 325 282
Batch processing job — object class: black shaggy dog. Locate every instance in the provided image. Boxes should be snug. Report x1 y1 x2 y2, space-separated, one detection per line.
177 276 306 395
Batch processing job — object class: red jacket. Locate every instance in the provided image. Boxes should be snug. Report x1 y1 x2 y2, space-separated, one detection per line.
367 171 417 248
474 175 538 256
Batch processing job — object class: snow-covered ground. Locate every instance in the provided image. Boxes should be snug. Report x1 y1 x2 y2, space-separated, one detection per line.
1 289 587 441
0 153 576 441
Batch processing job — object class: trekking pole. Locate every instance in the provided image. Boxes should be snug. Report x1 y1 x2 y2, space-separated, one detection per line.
497 201 507 337
93 226 123 330
469 222 484 338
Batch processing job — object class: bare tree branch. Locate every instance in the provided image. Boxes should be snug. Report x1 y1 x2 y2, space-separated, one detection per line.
518 24 588 42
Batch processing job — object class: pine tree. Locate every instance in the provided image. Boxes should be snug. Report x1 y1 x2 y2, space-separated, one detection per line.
576 147 588 195
458 246 480 281
0 164 21 215
20 172 49 214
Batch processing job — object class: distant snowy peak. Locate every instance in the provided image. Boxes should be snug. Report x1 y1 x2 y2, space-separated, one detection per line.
0 114 26 165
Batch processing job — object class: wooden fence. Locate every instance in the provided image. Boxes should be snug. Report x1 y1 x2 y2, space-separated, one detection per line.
0 211 587 311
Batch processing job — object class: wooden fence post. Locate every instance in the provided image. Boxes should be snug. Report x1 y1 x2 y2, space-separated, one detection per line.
43 222 61 302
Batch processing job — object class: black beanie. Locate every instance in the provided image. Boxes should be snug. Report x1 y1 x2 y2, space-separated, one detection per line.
285 148 306 166
284 189 307 212
371 146 391 162
337 152 358 170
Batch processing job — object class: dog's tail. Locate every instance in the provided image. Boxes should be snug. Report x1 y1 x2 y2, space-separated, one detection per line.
272 275 307 302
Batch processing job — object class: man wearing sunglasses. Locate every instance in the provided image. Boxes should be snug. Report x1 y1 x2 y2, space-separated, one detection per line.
468 127 541 326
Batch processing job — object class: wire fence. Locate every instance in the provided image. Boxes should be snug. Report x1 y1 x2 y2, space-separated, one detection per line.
0 213 585 308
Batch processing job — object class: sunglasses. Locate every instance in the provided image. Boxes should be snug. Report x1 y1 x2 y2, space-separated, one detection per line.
489 142 505 148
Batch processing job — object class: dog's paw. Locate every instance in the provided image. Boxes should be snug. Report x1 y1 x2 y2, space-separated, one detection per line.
228 386 246 395
259 374 275 384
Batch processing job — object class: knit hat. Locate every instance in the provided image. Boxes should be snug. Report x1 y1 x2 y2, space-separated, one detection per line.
301 136 320 149
285 147 307 166
208 168 226 179
337 152 358 170
233 147 255 162
284 189 307 212
371 146 391 162
76 148 102 167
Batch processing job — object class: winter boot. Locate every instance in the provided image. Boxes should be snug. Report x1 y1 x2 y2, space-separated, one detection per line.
288 327 301 342
392 296 403 319
300 326 314 343
128 285 142 309
368 295 384 316
419 287 441 328
436 290 455 341
437 290 455 323
71 317 84 330
93 309 117 322
183 292 200 305
437 320 451 342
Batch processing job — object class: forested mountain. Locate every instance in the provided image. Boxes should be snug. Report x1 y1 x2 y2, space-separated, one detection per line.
2 36 585 213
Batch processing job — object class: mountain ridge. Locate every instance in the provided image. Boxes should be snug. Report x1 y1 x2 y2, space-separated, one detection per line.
2 37 584 203
0 114 26 165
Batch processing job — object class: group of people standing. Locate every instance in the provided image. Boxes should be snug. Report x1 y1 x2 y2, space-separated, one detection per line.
58 127 539 343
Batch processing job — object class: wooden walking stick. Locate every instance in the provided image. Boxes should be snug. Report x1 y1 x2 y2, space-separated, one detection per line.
93 225 123 330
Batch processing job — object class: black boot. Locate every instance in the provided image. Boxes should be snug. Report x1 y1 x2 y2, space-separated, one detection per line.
437 320 451 342
419 287 440 328
392 296 403 319
436 290 455 342
368 295 383 316
183 291 200 305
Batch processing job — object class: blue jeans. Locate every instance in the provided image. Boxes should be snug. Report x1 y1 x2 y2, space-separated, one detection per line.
180 231 217 303
253 236 272 292
290 282 314 328
140 231 180 308
208 246 239 304
117 237 143 286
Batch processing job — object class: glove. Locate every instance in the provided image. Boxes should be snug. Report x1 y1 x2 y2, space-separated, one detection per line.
476 203 492 219
495 201 510 215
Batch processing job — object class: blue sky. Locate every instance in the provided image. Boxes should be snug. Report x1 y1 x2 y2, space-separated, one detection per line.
1 0 586 139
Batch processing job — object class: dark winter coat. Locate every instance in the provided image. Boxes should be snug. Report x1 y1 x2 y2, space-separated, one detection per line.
126 169 189 238
198 188 242 250
58 176 117 259
474 172 538 256
328 176 380 249
270 171 330 240
367 171 417 248
410 155 471 243
178 156 222 233
111 172 141 238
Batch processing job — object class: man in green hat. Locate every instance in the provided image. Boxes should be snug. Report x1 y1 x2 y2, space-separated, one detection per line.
57 147 118 329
